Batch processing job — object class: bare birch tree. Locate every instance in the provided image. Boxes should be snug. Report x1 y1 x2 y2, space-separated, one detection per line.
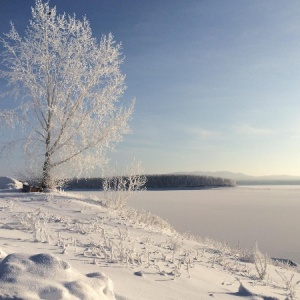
0 0 134 188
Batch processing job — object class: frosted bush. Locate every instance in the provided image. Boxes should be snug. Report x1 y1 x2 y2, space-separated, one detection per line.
252 242 268 280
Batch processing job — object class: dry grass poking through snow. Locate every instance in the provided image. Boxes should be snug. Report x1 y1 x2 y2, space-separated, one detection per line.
0 188 299 299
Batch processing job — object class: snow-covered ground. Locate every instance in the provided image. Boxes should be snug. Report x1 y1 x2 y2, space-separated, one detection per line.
0 177 300 299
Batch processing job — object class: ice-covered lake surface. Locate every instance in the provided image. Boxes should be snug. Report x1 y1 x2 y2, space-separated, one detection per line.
78 185 300 264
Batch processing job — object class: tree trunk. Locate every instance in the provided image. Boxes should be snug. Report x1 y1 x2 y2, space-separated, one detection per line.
41 151 52 189
41 99 53 190
41 124 52 189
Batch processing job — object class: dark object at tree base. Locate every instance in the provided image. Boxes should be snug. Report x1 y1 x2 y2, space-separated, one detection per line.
22 183 43 193
22 183 30 192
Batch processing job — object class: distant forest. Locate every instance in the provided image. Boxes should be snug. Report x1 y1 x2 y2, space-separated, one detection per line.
66 174 236 190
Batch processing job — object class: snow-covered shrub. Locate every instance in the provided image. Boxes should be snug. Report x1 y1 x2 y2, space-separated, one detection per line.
275 269 300 300
102 161 146 210
120 206 175 233
252 242 268 280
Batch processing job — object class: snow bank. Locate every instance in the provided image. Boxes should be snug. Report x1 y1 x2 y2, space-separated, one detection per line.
0 253 115 300
0 177 22 190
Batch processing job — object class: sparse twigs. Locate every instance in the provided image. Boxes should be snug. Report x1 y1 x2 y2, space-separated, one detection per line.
233 243 252 263
102 161 146 211
65 217 103 235
209 246 227 269
276 270 300 300
194 247 206 261
252 243 268 280
120 206 174 232
166 238 183 263
33 219 47 242
173 261 182 279
17 208 51 243
183 252 194 278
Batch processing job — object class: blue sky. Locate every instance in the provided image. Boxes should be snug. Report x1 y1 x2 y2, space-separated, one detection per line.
1 0 300 176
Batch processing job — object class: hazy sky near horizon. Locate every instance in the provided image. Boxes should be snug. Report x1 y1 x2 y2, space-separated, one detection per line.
1 0 300 177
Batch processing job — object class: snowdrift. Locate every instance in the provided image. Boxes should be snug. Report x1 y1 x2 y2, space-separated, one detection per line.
0 177 22 190
0 252 115 300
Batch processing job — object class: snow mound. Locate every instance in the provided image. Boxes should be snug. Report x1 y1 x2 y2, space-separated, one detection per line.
0 177 22 190
0 253 115 300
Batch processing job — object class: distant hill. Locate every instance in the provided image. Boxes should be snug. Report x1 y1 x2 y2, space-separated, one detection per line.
172 171 300 185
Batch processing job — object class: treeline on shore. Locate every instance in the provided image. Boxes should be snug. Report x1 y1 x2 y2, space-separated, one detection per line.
66 174 236 190
145 174 235 189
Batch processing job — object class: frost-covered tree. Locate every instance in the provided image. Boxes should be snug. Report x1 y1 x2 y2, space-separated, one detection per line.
0 0 134 188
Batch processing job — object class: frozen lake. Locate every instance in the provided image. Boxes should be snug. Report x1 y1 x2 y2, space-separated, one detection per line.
77 186 300 263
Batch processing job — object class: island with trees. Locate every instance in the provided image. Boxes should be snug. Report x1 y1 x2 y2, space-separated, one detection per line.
66 174 236 190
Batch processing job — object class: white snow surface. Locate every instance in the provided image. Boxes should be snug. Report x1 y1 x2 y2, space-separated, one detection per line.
0 176 22 190
0 253 114 300
0 182 299 299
